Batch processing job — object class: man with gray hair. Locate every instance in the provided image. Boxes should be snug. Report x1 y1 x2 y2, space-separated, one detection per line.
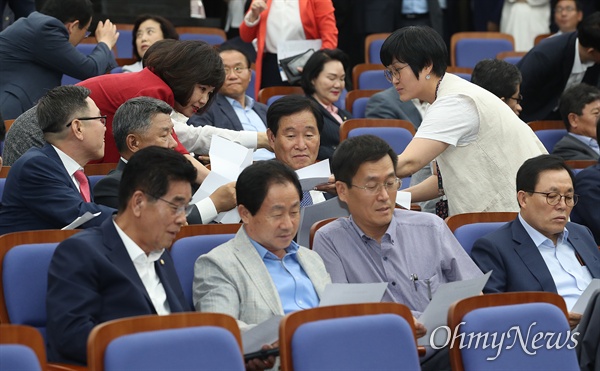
0 85 114 234
93 96 236 224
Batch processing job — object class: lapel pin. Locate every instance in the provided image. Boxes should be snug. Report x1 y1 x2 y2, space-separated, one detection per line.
160 259 165 265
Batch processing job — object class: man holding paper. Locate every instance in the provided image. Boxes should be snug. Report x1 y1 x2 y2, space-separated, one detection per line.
0 85 114 234
471 154 600 328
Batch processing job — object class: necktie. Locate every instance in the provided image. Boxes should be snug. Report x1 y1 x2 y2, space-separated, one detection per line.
74 170 91 202
301 191 313 207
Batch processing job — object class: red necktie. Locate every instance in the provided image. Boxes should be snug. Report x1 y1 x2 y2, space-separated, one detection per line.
74 170 91 202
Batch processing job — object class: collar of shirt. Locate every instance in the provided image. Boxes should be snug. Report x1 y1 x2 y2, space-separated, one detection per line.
518 213 569 248
348 213 395 244
574 37 596 73
114 219 165 264
225 95 254 111
52 144 82 178
568 132 600 153
248 231 300 261
120 157 129 164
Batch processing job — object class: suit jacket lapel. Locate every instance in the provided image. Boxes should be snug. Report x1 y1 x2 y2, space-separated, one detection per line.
567 223 600 278
217 94 245 131
296 249 327 298
43 144 80 194
232 228 283 315
155 256 188 312
511 219 558 292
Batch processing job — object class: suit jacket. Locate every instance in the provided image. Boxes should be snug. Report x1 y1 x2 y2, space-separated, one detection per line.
187 93 268 130
46 218 190 365
517 32 600 122
551 134 600 161
571 161 600 245
471 218 600 295
0 144 114 235
0 12 117 119
365 87 423 128
93 159 204 225
309 96 352 160
193 227 330 331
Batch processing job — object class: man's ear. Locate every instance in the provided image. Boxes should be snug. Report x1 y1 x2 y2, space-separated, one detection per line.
126 134 140 153
130 190 146 217
336 181 349 203
567 112 579 130
517 190 528 208
64 20 80 35
267 129 276 148
238 204 251 224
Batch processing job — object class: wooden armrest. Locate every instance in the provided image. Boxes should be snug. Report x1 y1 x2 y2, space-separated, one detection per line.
48 363 87 371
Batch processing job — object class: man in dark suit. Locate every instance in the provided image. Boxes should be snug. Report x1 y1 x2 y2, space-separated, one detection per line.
471 154 600 328
187 46 273 161
571 117 600 244
93 97 236 224
517 12 600 122
552 83 600 161
46 146 194 365
365 87 424 127
0 85 114 234
0 0 119 119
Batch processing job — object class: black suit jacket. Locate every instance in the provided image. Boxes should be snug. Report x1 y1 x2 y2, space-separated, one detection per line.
187 93 268 130
571 161 600 245
551 134 600 161
46 218 190 365
517 32 600 122
309 96 352 160
471 218 600 295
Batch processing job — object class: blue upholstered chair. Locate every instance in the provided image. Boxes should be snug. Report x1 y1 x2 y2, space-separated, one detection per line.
364 33 390 64
352 64 388 91
170 233 235 308
115 27 133 58
448 292 579 371
534 129 568 152
0 324 46 371
445 212 518 254
451 32 515 68
87 312 245 371
175 27 227 45
279 302 420 371
257 86 304 106
344 89 381 119
453 222 508 254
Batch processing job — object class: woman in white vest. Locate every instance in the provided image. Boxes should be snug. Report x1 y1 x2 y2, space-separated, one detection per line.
380 26 547 216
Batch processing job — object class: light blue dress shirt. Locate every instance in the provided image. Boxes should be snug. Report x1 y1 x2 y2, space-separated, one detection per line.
569 133 600 155
226 96 275 161
250 237 319 314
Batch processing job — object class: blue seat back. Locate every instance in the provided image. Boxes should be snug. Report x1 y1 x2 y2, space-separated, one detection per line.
455 39 514 68
179 33 226 45
357 70 391 90
291 314 420 371
534 129 567 152
454 222 507 254
351 97 369 119
368 39 385 64
460 303 579 370
348 127 413 155
115 29 133 58
0 344 42 371
170 234 235 308
104 326 244 371
2 243 58 342
266 95 284 106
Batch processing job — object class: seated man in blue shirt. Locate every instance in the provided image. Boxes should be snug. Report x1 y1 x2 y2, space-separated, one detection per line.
471 154 600 328
193 160 330 329
187 45 273 161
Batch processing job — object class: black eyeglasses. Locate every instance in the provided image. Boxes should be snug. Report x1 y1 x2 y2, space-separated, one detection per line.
526 191 579 207
66 116 108 127
508 94 523 105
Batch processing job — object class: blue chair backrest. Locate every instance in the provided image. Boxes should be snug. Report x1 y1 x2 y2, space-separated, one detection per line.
454 222 507 255
351 97 369 119
534 129 567 152
348 127 413 155
0 178 6 200
115 29 133 58
266 95 284 106
460 303 578 370
0 344 42 371
104 326 244 371
456 72 471 81
247 70 256 100
170 234 235 308
455 39 514 68
291 313 420 370
179 33 226 45
357 70 391 90
2 243 58 342
333 88 348 112
368 39 385 64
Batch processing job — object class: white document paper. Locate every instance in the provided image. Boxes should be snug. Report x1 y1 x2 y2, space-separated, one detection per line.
242 315 283 354
396 191 412 210
62 211 101 230
417 271 491 346
296 196 349 247
571 279 600 314
296 161 331 192
277 39 322 81
319 283 388 307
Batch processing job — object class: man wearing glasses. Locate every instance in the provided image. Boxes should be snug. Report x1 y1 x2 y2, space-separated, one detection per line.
471 154 600 328
0 85 114 234
187 46 273 161
47 146 194 365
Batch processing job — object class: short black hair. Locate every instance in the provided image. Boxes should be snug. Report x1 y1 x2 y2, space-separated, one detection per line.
578 11 600 51
266 95 324 135
118 146 197 212
41 0 93 29
300 49 350 95
558 83 600 131
516 154 575 195
236 160 302 215
218 45 252 68
380 26 447 79
131 14 179 61
144 39 225 114
37 85 91 134
471 59 522 99
331 135 398 186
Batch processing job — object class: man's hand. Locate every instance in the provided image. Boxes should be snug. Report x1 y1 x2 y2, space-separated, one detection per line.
209 182 237 213
314 174 337 195
568 312 582 329
413 317 427 338
245 343 276 371
95 19 119 49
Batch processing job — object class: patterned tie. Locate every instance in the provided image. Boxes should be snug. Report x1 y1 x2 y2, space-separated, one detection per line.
74 170 91 202
300 191 313 207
